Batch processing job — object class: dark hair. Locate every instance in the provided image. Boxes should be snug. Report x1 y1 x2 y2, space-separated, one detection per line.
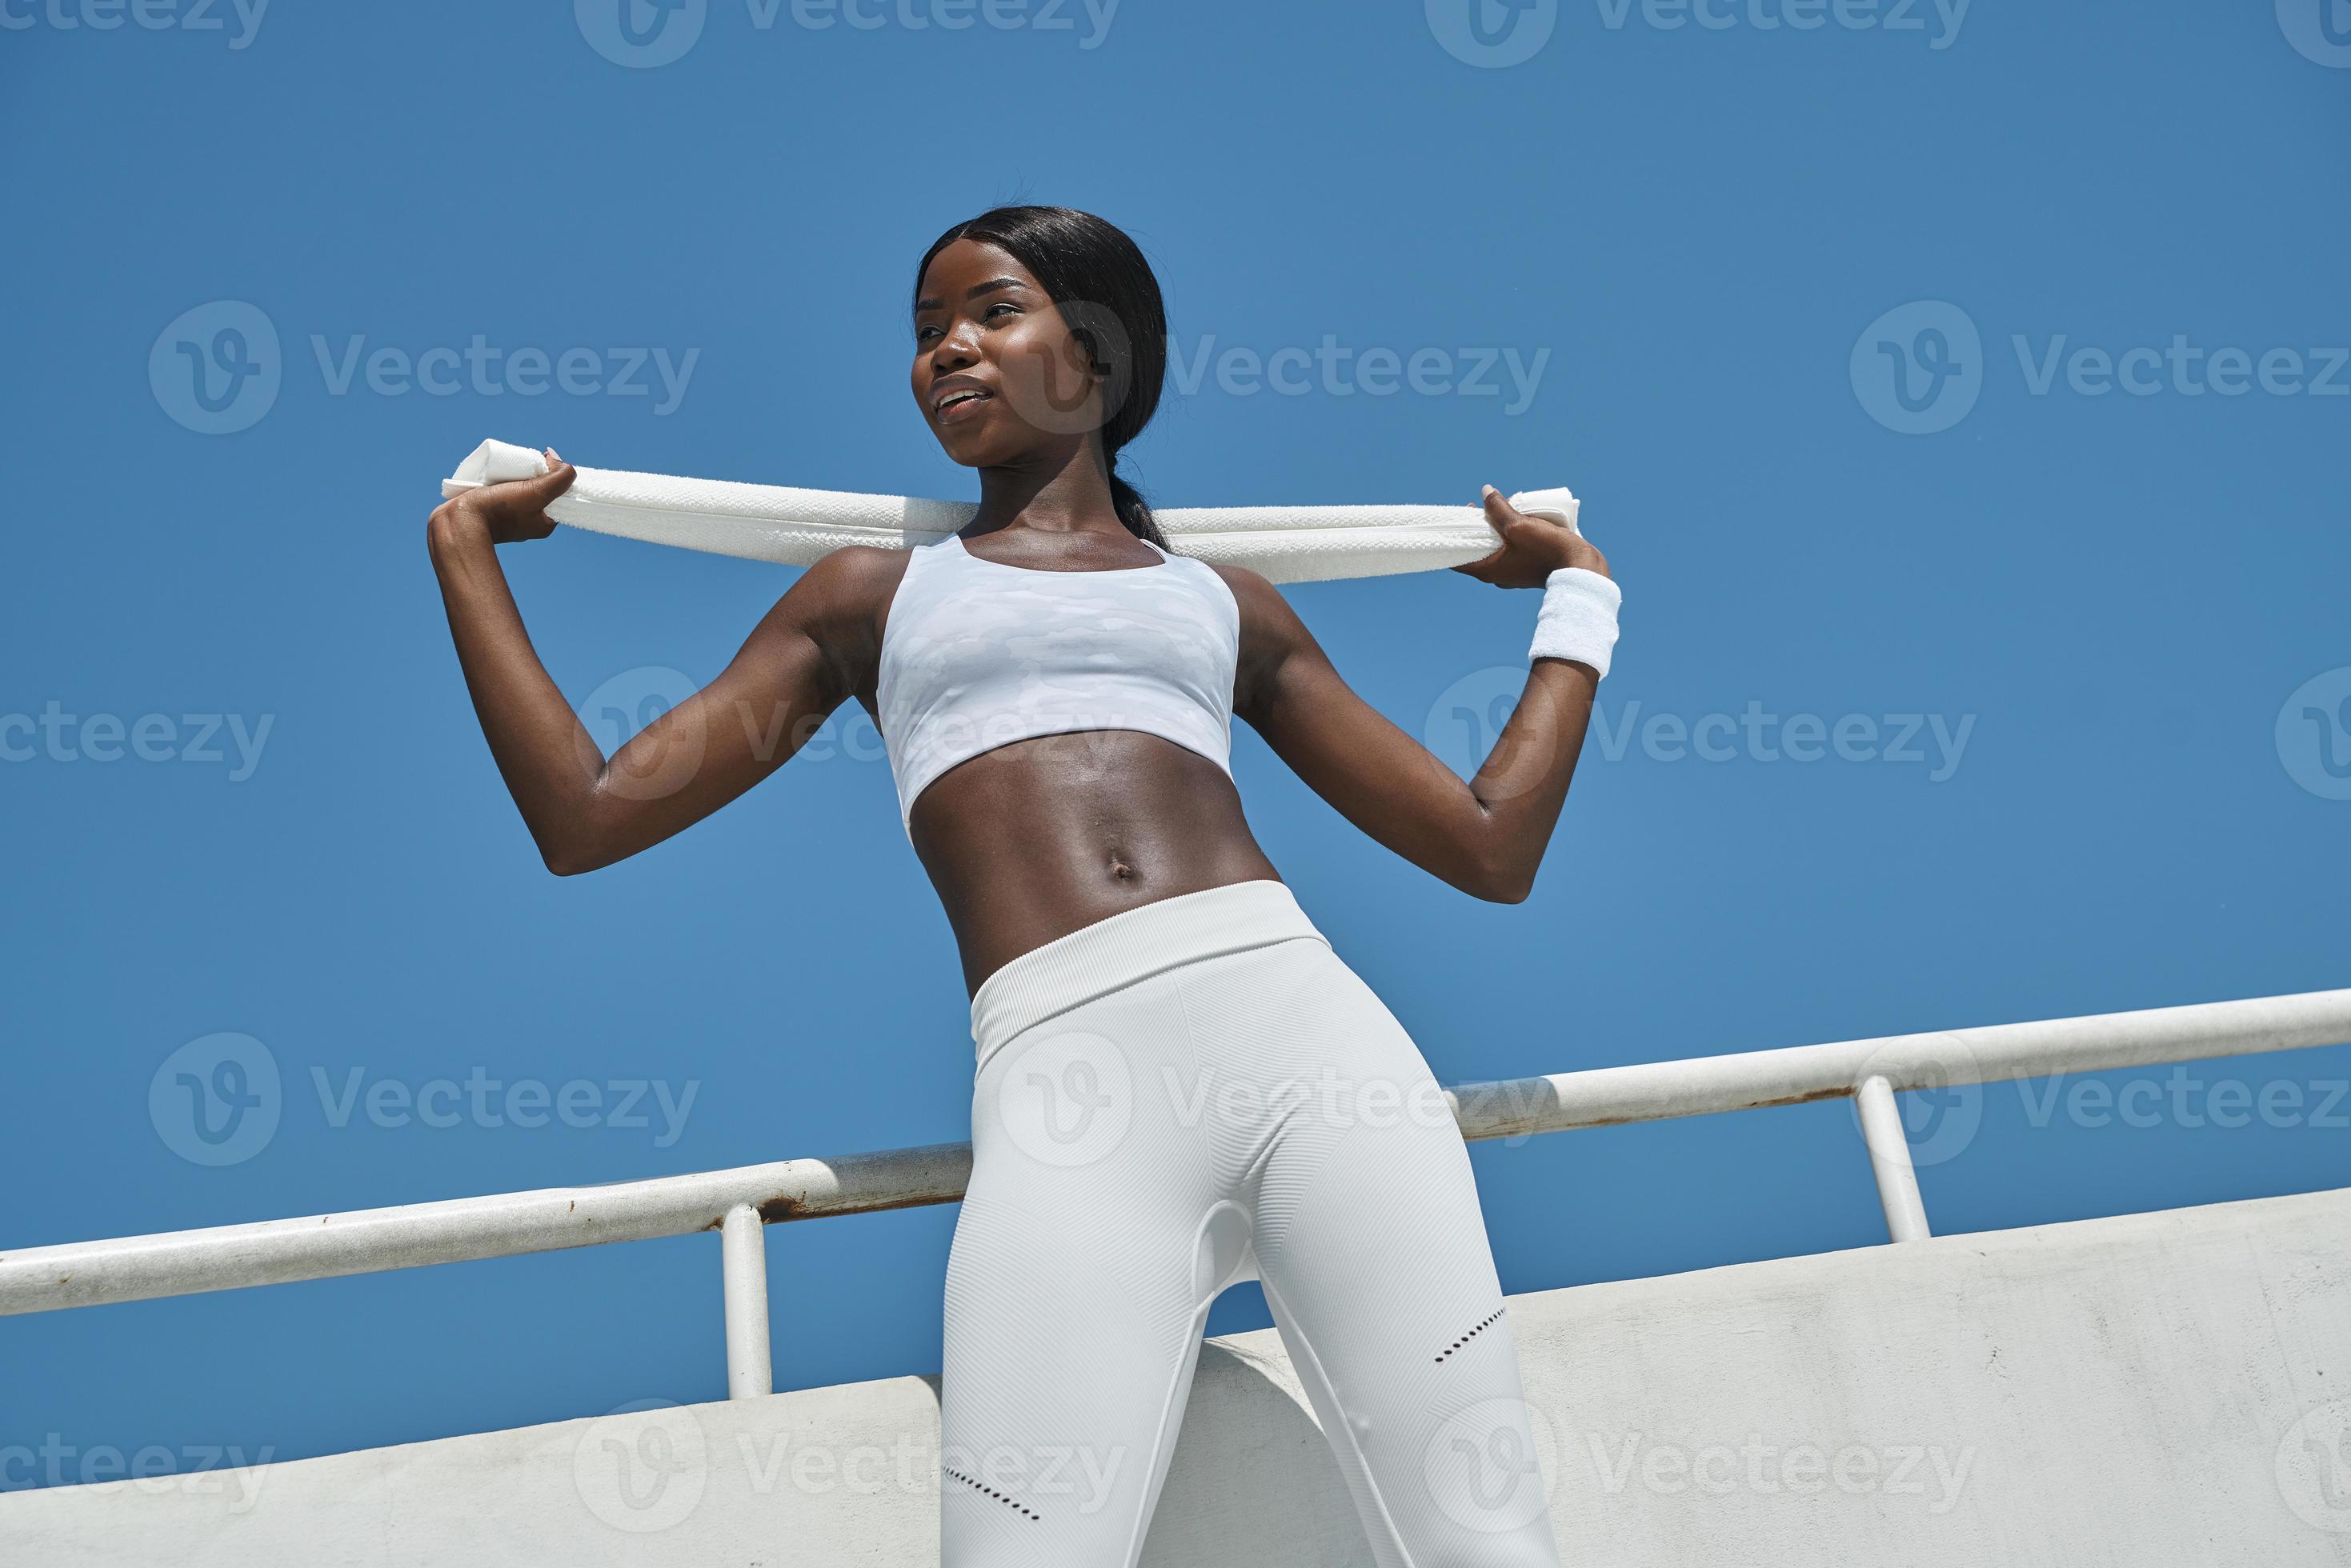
913 205 1169 547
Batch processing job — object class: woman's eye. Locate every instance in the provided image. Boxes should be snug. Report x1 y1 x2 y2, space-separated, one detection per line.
914 304 1016 346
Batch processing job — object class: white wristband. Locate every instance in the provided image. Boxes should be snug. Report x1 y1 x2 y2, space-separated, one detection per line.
1528 566 1620 678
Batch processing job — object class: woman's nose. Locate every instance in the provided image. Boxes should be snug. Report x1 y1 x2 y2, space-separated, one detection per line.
931 318 983 365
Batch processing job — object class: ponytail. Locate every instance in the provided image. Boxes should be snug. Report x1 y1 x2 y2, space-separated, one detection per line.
1106 454 1165 549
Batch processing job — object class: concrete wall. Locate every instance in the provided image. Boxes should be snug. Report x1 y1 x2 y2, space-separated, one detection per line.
6 1186 2349 1566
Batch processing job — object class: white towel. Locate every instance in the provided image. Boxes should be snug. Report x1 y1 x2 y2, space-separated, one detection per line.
441 439 1579 586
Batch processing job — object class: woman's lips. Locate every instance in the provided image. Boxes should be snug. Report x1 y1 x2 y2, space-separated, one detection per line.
934 388 992 425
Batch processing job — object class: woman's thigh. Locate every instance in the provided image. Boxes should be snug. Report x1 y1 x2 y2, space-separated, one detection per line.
939 972 1243 1567
1231 946 1566 1567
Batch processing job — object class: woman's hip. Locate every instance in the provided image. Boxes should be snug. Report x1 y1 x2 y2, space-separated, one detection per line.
968 890 1450 1170
967 878 1332 1069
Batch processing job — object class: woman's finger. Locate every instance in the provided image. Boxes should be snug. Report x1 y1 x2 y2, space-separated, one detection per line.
1480 484 1527 528
1447 485 1505 579
1451 543 1507 580
515 456 577 510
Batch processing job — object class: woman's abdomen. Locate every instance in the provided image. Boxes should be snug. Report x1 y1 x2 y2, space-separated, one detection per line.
912 732 1283 998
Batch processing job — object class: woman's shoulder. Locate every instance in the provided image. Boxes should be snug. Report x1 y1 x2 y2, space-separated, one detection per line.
801 543 919 607
775 545 919 670
1198 557 1281 615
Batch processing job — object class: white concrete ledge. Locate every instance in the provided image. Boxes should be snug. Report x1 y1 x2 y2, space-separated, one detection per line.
6 1186 2348 1565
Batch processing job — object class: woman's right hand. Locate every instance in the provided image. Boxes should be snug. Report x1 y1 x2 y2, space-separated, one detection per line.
428 447 575 547
1452 485 1609 589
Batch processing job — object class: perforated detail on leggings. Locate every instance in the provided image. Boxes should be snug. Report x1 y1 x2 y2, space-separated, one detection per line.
1435 1305 1504 1362
944 1465 1041 1521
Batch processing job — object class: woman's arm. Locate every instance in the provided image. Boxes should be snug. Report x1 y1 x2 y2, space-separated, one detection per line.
1228 487 1612 903
425 451 887 875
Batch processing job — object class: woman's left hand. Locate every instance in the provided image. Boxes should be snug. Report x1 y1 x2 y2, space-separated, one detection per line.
1452 485 1608 589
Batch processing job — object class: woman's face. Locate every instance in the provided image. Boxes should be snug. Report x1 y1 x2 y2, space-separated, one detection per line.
911 238 1104 467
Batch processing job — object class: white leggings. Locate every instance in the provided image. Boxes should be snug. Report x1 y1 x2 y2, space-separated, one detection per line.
942 879 1563 1567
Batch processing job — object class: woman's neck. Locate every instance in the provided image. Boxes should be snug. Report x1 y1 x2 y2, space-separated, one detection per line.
969 438 1124 538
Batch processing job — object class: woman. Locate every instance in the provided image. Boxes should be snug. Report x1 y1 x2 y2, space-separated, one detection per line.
427 205 1618 1567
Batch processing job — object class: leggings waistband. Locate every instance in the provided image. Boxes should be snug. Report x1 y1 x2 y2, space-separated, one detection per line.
969 879 1328 1061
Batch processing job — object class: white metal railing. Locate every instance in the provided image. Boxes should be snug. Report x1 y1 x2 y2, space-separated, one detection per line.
4 990 2346 1403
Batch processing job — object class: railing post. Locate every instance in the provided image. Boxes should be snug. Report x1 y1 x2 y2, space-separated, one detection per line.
1856 1075 1932 1242
721 1203 773 1399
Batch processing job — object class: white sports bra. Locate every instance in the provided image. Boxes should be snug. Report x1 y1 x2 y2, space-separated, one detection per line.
874 531 1242 835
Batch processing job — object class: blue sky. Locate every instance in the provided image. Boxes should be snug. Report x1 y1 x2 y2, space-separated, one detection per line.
3 0 2347 1488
